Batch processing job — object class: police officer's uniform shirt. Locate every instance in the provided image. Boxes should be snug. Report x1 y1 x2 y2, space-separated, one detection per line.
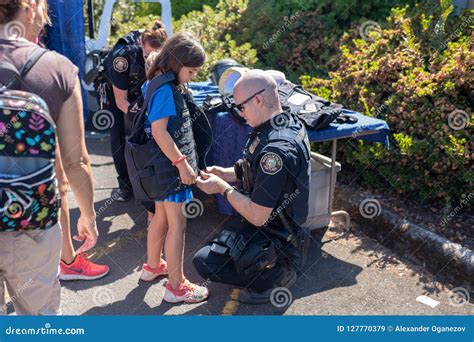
107 31 146 102
251 142 300 209
242 113 311 227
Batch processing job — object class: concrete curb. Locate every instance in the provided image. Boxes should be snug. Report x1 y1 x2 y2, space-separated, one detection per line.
334 190 474 287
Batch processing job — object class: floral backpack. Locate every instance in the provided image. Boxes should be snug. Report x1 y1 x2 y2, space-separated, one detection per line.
0 47 60 231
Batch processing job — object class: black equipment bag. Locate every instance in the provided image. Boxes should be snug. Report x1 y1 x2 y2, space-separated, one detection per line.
277 80 343 130
203 80 344 130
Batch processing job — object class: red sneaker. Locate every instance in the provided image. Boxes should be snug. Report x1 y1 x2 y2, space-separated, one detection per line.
59 253 109 281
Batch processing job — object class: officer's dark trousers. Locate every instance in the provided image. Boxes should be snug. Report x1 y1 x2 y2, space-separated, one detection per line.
105 93 131 192
193 217 296 292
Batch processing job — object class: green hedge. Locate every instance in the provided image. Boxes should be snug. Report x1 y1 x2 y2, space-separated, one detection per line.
234 0 415 81
301 2 473 208
108 0 257 81
87 0 219 44
173 0 258 82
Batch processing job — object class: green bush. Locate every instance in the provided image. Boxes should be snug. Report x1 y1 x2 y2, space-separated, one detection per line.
234 0 415 81
301 2 473 208
102 0 257 81
169 0 220 19
86 0 219 44
173 0 258 81
126 1 221 20
111 14 159 43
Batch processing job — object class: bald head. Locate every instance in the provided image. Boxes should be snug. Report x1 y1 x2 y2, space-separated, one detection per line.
234 70 280 109
232 70 282 127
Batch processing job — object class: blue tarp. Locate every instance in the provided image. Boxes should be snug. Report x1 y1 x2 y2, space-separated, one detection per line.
189 81 391 215
190 81 390 159
44 0 87 117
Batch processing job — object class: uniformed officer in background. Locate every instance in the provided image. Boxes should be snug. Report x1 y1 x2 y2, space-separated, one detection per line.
194 70 312 304
99 20 167 201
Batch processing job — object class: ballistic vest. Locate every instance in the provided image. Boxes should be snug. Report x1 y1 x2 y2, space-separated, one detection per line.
126 72 198 201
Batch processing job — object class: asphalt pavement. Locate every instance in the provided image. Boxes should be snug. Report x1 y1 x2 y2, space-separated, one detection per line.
58 134 473 316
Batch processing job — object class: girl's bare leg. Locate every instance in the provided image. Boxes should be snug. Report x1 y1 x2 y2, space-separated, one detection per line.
146 202 168 268
163 200 187 289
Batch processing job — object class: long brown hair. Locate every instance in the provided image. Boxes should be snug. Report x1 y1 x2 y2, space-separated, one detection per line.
141 20 167 49
146 32 206 81
0 0 50 25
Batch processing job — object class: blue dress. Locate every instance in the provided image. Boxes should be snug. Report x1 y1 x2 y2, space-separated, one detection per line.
142 81 193 203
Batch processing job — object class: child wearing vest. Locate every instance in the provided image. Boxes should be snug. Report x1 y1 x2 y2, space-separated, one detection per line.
139 32 209 303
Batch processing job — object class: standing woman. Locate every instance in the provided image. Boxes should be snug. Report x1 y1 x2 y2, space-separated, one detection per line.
102 20 167 202
0 0 98 314
139 32 209 303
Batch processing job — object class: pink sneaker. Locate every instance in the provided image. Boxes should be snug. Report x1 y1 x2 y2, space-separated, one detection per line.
59 253 109 281
140 261 168 282
163 279 209 304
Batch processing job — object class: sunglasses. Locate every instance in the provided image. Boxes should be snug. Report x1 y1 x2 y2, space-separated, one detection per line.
234 89 266 112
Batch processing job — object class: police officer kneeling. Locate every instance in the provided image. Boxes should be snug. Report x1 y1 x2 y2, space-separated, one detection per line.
194 70 311 304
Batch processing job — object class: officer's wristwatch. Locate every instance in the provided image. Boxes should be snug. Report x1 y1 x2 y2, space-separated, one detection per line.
222 186 235 200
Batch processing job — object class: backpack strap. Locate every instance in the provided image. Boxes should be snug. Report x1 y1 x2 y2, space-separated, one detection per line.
2 47 48 90
129 71 176 143
18 47 48 78
0 61 21 90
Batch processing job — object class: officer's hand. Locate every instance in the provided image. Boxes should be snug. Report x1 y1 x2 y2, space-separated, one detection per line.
205 165 226 179
196 171 227 195
177 160 197 185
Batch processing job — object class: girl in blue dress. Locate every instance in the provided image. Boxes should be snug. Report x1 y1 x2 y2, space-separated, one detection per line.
139 32 209 303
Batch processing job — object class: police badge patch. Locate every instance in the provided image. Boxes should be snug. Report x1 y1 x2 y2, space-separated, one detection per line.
113 56 129 73
260 152 283 175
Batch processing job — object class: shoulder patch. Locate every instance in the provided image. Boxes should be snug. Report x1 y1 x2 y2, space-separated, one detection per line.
113 56 129 73
260 152 283 175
